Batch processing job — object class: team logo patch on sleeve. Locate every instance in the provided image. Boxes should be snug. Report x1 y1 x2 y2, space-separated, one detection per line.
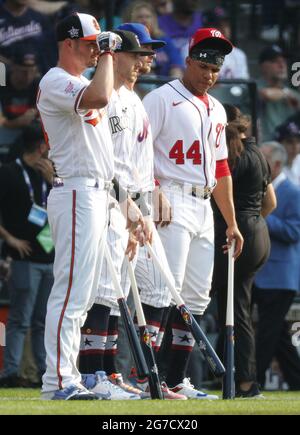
64 81 78 97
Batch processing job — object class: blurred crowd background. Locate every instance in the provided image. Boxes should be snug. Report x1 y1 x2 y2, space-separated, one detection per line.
0 0 300 391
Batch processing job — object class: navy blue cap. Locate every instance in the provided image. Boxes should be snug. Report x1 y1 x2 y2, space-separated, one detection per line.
275 121 300 141
259 45 286 64
117 23 166 49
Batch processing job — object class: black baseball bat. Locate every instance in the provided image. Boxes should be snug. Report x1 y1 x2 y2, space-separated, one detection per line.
223 242 235 399
146 242 226 377
178 304 225 376
139 325 163 399
126 257 163 399
104 244 149 379
223 326 235 399
117 297 149 379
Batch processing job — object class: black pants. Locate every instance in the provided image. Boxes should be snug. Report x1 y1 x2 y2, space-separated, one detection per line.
212 214 270 383
253 288 300 390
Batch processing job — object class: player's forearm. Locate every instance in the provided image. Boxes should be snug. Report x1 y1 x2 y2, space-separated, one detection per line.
212 176 237 227
80 54 114 109
0 225 12 243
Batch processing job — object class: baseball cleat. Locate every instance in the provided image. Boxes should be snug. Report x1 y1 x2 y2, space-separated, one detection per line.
82 371 141 400
160 382 187 400
41 384 98 400
108 373 148 399
169 378 219 400
129 374 187 400
235 382 265 399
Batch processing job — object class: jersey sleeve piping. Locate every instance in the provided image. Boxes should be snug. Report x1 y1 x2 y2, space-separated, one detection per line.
74 86 88 115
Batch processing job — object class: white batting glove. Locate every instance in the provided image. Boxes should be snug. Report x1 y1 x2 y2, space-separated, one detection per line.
96 31 122 54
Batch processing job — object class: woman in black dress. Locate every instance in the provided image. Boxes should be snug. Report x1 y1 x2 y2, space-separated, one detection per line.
211 105 277 397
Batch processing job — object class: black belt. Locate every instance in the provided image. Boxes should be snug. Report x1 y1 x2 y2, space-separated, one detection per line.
191 186 213 200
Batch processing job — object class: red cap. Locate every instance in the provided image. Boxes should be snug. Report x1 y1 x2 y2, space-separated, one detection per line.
189 28 233 55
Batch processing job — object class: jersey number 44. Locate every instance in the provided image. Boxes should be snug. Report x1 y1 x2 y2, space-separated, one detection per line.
169 140 201 165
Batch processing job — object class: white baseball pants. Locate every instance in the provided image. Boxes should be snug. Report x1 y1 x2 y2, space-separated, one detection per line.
42 179 109 393
155 183 215 315
135 225 173 308
95 199 173 315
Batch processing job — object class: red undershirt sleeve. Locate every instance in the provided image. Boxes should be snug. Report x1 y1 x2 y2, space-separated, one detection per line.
216 159 231 179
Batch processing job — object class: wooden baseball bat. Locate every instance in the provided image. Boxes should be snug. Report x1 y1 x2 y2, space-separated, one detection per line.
145 242 225 377
223 241 235 399
126 257 164 400
104 244 149 378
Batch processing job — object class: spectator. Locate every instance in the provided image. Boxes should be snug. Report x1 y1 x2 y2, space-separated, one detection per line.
28 1 68 15
150 0 173 15
0 125 54 388
122 1 184 78
212 105 276 398
84 0 123 29
0 49 39 160
0 0 57 74
260 0 282 41
202 6 249 80
28 1 83 25
254 141 300 391
275 120 300 184
257 45 300 142
157 0 203 64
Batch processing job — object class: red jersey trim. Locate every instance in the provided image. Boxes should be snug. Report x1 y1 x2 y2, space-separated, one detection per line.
196 94 209 110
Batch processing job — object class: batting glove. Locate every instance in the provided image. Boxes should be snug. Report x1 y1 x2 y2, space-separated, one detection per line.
96 31 122 54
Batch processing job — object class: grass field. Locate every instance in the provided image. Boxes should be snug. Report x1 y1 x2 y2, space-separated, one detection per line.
0 389 300 415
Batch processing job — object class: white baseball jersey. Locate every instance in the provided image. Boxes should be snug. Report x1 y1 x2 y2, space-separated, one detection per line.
37 67 114 180
120 86 155 193
106 88 136 190
143 79 228 187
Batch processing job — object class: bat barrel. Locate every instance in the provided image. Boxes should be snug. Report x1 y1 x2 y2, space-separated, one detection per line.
223 242 235 399
187 309 226 377
223 326 235 399
146 242 225 378
118 299 149 378
104 244 149 378
126 257 163 399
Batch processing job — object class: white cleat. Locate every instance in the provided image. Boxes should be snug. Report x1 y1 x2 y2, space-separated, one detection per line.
41 383 98 400
169 378 219 400
82 371 141 400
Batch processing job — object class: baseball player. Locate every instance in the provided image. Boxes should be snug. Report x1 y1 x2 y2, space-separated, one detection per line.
142 28 244 399
115 23 187 400
37 14 137 400
79 29 156 400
